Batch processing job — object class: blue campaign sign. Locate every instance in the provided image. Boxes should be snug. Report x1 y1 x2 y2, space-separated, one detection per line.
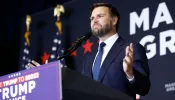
0 61 62 100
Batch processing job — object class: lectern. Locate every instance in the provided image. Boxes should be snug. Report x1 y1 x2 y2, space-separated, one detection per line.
62 66 133 100
0 61 133 100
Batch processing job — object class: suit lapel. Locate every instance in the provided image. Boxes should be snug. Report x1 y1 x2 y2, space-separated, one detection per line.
98 36 124 82
85 48 98 78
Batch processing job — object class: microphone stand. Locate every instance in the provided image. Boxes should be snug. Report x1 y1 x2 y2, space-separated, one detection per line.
57 37 85 60
57 32 92 60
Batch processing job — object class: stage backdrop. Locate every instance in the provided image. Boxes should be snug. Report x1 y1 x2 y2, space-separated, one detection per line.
19 0 175 99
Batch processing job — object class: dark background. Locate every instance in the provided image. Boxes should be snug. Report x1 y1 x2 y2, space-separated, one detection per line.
0 0 73 76
21 0 175 99
1 0 175 99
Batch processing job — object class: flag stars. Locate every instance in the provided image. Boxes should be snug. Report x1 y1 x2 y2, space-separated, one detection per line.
52 47 57 51
24 49 29 54
51 55 55 59
24 42 27 46
58 40 61 44
23 56 26 60
53 39 58 43
56 32 59 35
25 65 30 69
61 50 64 53
27 59 31 62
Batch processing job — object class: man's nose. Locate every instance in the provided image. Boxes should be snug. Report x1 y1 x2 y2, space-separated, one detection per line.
93 17 99 23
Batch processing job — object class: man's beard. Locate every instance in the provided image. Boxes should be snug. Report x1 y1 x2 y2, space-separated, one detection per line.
91 21 112 37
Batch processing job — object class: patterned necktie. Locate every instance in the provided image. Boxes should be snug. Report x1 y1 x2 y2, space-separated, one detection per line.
93 42 106 81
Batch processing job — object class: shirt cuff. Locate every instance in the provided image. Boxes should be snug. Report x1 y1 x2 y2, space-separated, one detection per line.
127 76 135 82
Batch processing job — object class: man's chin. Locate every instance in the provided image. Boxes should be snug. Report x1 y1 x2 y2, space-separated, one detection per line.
92 32 102 37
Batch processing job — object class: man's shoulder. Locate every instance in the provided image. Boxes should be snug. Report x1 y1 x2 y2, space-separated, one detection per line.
120 36 142 46
119 36 146 51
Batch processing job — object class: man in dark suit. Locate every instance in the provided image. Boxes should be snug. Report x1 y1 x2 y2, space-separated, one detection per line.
28 2 150 99
81 3 150 99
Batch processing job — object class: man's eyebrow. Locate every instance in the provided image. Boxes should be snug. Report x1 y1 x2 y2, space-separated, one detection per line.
90 13 106 20
90 16 93 19
90 14 105 18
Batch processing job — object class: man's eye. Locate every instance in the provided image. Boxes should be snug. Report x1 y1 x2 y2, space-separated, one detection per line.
99 15 104 17
90 17 94 21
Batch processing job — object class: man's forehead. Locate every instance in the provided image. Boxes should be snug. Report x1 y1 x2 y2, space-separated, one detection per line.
91 6 109 15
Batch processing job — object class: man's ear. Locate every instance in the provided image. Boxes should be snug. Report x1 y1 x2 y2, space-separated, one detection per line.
112 17 118 25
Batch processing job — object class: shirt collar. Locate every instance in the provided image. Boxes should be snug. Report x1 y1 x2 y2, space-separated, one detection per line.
99 33 119 47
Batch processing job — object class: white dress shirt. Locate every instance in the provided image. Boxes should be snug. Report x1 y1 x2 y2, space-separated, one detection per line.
93 33 119 68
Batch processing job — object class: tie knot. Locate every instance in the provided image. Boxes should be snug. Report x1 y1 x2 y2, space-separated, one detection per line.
100 42 106 48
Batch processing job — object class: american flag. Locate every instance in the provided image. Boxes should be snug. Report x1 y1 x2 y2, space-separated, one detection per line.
19 15 32 70
48 27 67 68
48 5 66 67
20 31 32 70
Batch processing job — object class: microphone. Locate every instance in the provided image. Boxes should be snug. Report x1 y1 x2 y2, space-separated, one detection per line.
69 32 92 50
57 32 92 60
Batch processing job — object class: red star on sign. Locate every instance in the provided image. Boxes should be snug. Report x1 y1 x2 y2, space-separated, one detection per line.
41 52 50 64
70 50 77 57
82 40 93 54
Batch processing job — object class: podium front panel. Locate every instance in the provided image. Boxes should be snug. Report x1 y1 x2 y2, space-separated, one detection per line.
0 61 62 100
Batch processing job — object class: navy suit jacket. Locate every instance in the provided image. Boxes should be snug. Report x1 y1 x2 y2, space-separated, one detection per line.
81 36 150 99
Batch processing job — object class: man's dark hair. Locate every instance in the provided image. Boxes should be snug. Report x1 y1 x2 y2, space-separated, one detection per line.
90 3 120 32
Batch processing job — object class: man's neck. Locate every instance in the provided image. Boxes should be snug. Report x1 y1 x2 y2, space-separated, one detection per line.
99 31 116 42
